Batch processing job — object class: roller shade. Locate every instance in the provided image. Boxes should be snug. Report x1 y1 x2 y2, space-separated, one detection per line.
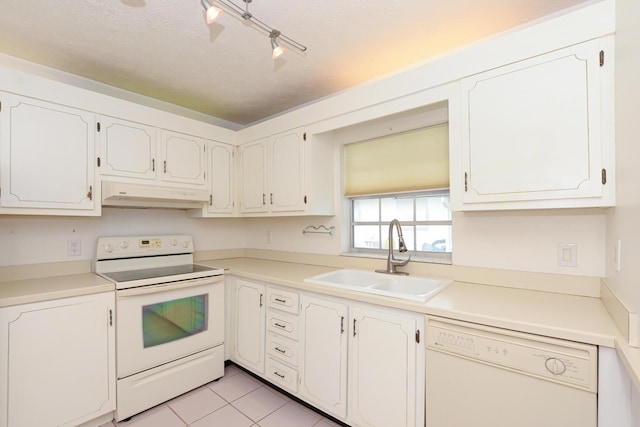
344 124 449 196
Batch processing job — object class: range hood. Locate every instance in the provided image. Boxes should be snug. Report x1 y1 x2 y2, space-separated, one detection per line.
102 181 209 209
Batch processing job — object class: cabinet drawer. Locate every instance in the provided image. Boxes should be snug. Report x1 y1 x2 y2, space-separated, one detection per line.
266 333 299 367
267 309 299 340
266 357 298 393
267 287 299 314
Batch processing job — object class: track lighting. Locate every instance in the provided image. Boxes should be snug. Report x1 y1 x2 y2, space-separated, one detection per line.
270 30 285 60
201 0 222 24
200 0 307 59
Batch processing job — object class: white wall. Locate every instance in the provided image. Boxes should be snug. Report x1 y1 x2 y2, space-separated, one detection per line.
604 0 640 335
0 208 246 267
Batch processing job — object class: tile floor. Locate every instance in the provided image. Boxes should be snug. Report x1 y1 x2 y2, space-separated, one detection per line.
100 364 344 427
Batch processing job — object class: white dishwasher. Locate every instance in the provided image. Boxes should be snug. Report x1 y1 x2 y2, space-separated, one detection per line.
425 316 597 427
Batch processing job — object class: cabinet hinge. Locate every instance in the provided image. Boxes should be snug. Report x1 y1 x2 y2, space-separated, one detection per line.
109 309 113 326
97 122 101 132
209 194 213 206
163 160 167 173
415 329 421 344
602 168 607 185
97 157 101 167
464 172 468 192
152 158 155 172
599 50 605 67
87 185 93 201
303 132 307 141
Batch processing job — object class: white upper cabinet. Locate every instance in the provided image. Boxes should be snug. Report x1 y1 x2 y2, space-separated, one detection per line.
160 130 206 186
239 138 269 213
0 92 98 215
238 127 334 216
455 38 614 210
98 116 156 180
207 141 235 215
270 128 306 212
98 116 207 188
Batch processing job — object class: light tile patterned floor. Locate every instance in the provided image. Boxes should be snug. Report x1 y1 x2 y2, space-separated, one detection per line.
99 364 344 427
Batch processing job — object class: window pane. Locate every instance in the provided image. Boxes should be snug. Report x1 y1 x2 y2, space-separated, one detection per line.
416 194 451 221
416 225 452 252
381 197 413 222
142 295 208 348
353 198 379 222
353 225 380 249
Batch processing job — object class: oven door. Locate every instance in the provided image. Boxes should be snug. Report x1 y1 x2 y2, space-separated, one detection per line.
116 276 224 378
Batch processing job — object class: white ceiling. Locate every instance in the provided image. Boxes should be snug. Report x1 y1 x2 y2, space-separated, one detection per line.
0 0 595 128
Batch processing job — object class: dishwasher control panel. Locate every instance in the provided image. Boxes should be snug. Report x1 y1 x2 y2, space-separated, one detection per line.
425 318 597 392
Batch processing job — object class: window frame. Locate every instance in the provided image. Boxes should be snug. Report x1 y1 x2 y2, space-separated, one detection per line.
347 190 452 265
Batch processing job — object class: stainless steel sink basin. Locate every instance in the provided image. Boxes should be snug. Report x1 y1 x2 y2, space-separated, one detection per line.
304 269 452 302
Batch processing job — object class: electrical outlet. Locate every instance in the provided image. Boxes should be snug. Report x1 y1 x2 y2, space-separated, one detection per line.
67 239 81 257
557 243 577 267
266 230 272 244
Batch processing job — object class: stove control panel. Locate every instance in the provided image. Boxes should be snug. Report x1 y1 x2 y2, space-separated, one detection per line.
96 235 193 259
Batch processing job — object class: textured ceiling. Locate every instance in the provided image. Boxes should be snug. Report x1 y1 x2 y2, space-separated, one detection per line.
0 0 595 128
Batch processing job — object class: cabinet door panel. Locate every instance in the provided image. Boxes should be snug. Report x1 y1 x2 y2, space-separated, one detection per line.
161 130 206 185
0 94 95 210
270 129 305 212
239 140 268 213
300 295 348 419
0 293 115 427
460 39 607 207
209 142 235 213
233 279 265 373
350 306 419 427
99 116 156 180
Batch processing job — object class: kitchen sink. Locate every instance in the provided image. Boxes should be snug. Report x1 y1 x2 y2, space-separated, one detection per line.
304 269 452 302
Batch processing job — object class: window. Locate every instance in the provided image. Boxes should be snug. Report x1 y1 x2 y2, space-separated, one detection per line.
344 124 451 262
351 192 452 259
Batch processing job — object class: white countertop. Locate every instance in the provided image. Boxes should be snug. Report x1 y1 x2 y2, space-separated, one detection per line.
0 273 114 308
201 257 620 347
1 256 636 389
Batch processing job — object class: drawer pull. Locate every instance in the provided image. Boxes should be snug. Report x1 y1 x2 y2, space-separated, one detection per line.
274 346 286 354
274 297 287 303
274 371 285 379
274 322 286 329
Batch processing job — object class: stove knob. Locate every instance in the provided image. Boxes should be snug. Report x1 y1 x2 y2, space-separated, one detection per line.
104 243 114 253
119 240 129 249
170 238 178 246
182 240 190 249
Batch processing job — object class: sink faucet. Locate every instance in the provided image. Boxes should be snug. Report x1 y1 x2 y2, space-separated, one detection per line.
376 219 411 275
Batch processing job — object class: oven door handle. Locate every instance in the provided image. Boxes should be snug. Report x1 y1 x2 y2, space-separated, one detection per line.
116 275 224 298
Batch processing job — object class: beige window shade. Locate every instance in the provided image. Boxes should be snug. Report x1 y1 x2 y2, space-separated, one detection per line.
344 124 449 196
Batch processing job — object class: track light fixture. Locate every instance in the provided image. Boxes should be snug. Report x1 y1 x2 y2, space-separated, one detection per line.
200 0 307 59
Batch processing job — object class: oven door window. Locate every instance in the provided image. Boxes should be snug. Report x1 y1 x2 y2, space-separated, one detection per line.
142 294 208 348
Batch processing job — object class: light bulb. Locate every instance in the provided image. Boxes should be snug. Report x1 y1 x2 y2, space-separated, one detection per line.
206 5 223 24
271 37 285 60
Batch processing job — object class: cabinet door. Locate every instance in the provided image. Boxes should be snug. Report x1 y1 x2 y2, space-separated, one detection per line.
460 39 608 208
299 295 348 419
0 93 96 211
0 292 115 427
270 128 306 212
350 305 423 427
160 130 206 186
239 140 268 213
208 142 235 214
98 116 157 180
232 279 266 373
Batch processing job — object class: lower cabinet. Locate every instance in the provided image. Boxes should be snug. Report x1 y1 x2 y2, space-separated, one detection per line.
229 277 424 427
230 278 266 374
0 292 116 427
